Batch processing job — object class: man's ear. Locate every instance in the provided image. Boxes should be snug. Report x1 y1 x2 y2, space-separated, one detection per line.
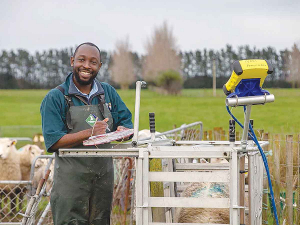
70 56 74 67
99 62 103 69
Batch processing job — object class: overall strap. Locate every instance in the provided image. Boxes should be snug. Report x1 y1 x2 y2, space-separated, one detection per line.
97 94 106 116
55 86 73 131
56 86 74 107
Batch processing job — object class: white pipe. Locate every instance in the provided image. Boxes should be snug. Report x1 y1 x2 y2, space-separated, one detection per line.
226 94 275 107
132 81 146 146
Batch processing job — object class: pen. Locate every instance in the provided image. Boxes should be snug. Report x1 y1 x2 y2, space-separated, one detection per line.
92 114 111 132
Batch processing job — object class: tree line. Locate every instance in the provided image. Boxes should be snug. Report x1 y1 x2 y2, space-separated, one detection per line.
0 25 299 90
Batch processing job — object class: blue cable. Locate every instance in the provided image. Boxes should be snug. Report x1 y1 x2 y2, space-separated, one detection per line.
248 121 279 225
226 105 279 225
226 105 254 140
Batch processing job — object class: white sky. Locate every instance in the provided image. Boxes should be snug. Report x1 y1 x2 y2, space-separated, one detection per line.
1 0 300 54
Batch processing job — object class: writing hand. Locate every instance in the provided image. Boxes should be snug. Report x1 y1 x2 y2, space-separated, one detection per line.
92 118 109 136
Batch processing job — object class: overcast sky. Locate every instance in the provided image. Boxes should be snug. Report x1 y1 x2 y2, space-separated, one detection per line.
1 0 300 55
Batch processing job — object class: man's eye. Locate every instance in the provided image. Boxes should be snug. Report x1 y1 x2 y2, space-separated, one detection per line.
91 61 97 65
78 59 84 62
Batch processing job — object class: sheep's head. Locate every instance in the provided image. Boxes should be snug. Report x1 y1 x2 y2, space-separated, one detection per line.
23 144 44 166
0 138 17 159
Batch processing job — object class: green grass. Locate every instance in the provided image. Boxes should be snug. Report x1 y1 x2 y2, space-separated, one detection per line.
0 88 299 139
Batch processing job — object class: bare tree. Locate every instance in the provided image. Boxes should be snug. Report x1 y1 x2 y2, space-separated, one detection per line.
110 37 135 89
143 22 181 83
287 43 300 88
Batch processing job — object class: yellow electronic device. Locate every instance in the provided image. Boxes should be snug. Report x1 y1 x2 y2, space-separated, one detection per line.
223 59 273 96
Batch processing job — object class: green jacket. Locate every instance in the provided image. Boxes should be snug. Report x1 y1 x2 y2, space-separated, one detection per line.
40 73 133 151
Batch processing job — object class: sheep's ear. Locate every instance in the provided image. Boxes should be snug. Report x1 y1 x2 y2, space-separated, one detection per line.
11 140 17 146
28 146 32 151
40 149 45 154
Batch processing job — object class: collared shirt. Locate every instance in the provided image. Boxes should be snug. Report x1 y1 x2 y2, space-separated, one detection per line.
70 77 98 100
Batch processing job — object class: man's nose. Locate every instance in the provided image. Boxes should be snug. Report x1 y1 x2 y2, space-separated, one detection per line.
83 60 91 69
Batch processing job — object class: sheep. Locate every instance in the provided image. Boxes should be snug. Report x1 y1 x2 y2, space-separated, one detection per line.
31 158 54 196
17 144 44 181
138 129 167 142
175 182 230 224
0 138 22 215
175 158 249 224
14 144 44 211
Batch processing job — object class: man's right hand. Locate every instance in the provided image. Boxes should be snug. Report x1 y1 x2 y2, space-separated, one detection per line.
49 118 109 151
91 118 109 136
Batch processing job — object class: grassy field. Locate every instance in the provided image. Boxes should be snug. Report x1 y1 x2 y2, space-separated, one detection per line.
0 88 299 223
0 88 299 138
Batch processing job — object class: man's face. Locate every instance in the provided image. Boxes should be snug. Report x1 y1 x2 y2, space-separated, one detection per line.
70 44 102 86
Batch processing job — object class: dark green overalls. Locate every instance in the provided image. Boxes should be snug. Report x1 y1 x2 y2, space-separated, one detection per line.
51 94 114 225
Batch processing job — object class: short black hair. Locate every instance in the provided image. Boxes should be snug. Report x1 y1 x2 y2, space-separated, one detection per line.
73 42 101 58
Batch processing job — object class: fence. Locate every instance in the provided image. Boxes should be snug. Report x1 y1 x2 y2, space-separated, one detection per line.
3 124 297 224
0 122 203 225
0 156 54 225
203 127 300 225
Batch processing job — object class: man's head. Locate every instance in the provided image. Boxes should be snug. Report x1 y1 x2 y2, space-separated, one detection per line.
71 42 102 86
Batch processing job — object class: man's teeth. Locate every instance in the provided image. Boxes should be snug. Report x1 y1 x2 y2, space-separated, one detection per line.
81 71 90 75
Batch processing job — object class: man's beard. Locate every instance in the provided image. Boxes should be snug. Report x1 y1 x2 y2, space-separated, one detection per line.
73 70 98 85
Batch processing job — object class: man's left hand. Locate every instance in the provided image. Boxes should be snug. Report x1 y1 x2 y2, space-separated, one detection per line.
116 126 130 141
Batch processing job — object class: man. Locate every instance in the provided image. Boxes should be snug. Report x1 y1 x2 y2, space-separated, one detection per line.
40 42 133 225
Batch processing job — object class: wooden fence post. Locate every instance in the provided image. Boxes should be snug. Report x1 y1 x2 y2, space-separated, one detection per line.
150 159 166 222
208 130 212 141
262 133 269 224
213 127 222 141
273 134 281 225
203 131 208 141
286 135 293 225
236 131 240 141
221 130 226 141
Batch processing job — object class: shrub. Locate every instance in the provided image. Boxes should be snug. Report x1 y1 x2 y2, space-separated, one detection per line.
155 70 183 95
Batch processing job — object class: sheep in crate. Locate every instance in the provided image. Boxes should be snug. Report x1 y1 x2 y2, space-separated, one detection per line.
175 182 230 224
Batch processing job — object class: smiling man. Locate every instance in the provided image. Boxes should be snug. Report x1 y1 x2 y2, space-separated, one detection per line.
40 42 133 225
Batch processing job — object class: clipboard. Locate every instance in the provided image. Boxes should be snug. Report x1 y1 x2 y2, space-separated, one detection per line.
83 129 134 146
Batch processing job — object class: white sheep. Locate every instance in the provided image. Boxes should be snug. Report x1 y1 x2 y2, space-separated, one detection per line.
175 157 249 224
31 158 54 195
175 182 230 224
138 129 167 141
17 144 44 181
0 138 22 214
15 144 44 212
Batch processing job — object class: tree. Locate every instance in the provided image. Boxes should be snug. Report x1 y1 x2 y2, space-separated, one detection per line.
143 22 181 84
110 37 135 89
287 43 300 88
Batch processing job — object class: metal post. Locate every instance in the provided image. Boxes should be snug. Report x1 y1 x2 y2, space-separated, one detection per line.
136 149 143 225
132 81 146 147
229 120 235 143
149 113 156 142
230 147 239 225
229 119 239 225
143 149 150 225
241 105 252 152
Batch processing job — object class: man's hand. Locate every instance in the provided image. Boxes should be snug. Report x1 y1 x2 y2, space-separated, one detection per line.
92 118 109 136
117 126 128 131
49 118 110 151
116 126 130 141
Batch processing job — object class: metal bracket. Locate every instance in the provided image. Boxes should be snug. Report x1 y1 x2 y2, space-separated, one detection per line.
136 204 148 208
232 205 246 209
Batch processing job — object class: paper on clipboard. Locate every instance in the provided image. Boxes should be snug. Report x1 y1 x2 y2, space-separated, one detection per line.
83 129 134 146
